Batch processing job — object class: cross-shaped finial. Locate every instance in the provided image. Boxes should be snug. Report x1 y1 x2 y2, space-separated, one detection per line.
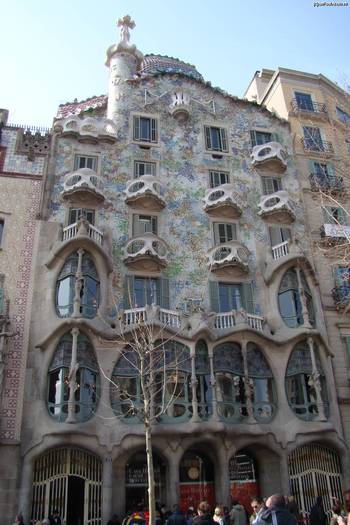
117 15 135 46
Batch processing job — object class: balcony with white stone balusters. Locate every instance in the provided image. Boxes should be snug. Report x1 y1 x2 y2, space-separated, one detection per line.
121 304 265 335
46 217 113 272
263 238 308 284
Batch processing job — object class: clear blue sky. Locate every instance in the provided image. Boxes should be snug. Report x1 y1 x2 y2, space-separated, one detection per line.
1 0 349 127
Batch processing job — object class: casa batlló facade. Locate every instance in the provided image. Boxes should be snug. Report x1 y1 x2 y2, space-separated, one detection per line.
0 17 349 525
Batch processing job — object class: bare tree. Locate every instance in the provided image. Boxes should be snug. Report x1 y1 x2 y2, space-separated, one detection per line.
98 294 189 525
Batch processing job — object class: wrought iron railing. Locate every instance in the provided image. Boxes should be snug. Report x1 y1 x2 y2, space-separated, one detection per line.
332 285 350 308
301 138 334 154
291 99 327 115
309 173 344 192
6 122 50 134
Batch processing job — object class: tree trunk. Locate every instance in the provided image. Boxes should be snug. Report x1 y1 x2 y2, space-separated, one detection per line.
145 422 156 525
140 347 156 525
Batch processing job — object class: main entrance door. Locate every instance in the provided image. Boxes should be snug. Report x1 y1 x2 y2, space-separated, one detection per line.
179 450 215 512
31 447 102 525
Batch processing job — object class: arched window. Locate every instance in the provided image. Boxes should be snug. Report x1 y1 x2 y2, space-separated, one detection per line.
110 347 141 421
213 342 246 422
285 340 328 420
56 251 100 318
214 343 276 423
156 341 192 422
110 341 191 424
195 340 212 420
247 343 276 422
47 332 99 422
278 268 315 328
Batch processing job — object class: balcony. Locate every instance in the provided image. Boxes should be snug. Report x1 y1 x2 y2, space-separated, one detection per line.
251 142 287 173
46 218 113 274
320 224 350 246
61 168 105 204
123 233 168 271
203 184 243 218
124 175 165 211
123 305 181 328
332 285 350 310
207 241 250 278
122 305 265 334
258 191 295 223
263 239 306 284
62 220 103 245
53 116 118 144
170 91 191 121
309 173 345 194
291 99 328 120
301 139 334 156
214 311 264 332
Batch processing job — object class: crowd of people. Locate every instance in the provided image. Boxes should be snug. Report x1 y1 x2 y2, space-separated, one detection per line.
12 490 350 525
112 491 350 525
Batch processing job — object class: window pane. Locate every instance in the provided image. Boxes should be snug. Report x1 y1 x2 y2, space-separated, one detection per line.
262 177 282 195
140 117 151 141
295 92 314 111
75 155 97 171
134 278 146 307
336 107 350 124
303 127 323 150
256 131 272 145
218 283 242 312
209 171 229 187
137 215 157 234
210 127 221 150
134 277 159 307
57 276 74 317
135 161 156 178
81 277 99 317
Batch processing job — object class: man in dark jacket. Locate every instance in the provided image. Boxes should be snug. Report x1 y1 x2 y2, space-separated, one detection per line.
167 505 188 525
194 501 216 525
309 496 327 525
255 494 297 525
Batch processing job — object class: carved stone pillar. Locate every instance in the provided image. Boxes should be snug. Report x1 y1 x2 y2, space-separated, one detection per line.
189 343 199 422
102 455 113 523
18 458 33 524
73 248 84 317
279 450 290 496
296 266 311 328
208 344 219 421
66 327 80 423
217 446 230 507
242 340 255 423
167 452 180 507
114 463 125 517
307 337 326 421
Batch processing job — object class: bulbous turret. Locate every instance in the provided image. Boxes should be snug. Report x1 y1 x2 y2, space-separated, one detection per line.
105 15 143 123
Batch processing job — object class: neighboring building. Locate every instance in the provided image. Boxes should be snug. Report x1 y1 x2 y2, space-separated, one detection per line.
245 67 350 460
2 20 350 525
0 109 49 520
